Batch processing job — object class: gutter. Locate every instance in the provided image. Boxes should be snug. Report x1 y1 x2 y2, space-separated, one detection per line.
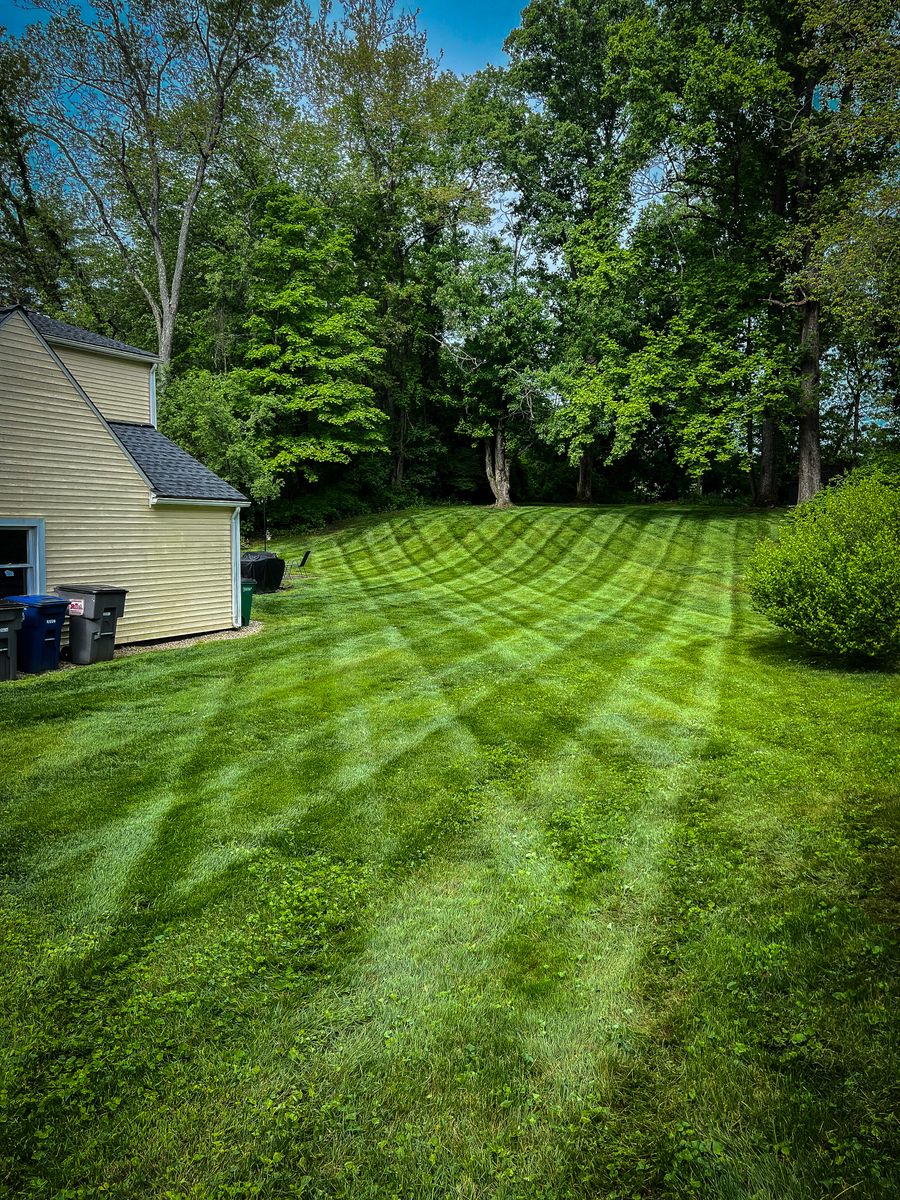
149 494 250 508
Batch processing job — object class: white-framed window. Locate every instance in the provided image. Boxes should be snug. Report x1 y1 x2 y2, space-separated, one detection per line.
0 518 45 598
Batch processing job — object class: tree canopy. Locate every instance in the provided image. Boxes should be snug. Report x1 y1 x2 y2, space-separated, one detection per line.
1 0 897 522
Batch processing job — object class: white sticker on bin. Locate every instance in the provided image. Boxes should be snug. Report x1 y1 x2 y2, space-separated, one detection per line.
68 599 85 616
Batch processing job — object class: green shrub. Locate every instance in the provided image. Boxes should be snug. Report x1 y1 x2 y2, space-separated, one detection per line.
746 471 900 661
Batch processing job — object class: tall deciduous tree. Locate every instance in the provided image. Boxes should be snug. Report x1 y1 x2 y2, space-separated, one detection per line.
438 235 554 508
656 0 899 501
790 0 900 495
0 37 110 325
230 186 387 488
499 0 661 501
299 0 480 488
11 0 296 366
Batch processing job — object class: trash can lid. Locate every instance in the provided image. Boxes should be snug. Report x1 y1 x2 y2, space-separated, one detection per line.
55 583 129 595
4 594 69 608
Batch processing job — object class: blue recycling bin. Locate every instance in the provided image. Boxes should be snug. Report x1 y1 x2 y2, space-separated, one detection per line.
5 595 68 674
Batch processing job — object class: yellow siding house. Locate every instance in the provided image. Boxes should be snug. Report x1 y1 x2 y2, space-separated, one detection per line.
0 306 249 644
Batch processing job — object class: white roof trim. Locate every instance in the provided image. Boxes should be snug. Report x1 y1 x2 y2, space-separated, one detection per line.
150 494 251 508
45 333 159 365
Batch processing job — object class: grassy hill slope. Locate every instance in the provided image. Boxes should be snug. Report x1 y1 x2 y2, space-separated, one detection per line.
1 505 897 1198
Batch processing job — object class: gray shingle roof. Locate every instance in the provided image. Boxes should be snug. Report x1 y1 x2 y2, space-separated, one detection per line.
1 305 158 360
108 422 248 503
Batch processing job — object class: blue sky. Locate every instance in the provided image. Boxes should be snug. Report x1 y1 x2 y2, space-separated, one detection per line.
411 1 524 73
0 1 525 74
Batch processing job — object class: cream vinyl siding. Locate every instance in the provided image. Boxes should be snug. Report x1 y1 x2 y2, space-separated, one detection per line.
0 312 236 643
54 343 153 424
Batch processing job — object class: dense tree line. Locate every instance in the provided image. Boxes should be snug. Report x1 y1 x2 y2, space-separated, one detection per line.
2 0 898 524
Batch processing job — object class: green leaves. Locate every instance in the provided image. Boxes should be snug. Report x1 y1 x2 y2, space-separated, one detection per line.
159 369 280 502
164 184 389 501
229 186 387 485
437 235 555 431
747 469 900 660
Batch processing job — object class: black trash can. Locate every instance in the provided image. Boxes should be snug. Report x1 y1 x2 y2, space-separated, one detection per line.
55 584 128 665
5 595 68 674
0 601 25 681
240 551 285 593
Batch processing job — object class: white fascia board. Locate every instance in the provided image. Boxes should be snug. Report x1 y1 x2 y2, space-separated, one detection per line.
149 494 251 508
45 335 160 365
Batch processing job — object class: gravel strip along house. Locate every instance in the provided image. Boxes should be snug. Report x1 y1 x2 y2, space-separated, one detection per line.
0 306 249 644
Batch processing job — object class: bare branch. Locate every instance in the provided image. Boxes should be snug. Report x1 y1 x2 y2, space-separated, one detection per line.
18 0 292 361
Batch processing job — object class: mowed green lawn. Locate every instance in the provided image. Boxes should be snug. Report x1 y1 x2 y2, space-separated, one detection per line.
1 505 898 1199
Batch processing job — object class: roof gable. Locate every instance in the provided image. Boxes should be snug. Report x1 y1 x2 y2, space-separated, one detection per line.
0 308 243 505
0 308 155 488
0 305 158 362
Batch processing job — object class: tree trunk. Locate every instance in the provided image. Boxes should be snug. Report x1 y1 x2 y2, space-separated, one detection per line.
158 308 176 373
746 419 758 502
484 427 512 508
851 390 861 460
797 299 822 505
392 408 407 488
576 447 594 503
758 418 779 506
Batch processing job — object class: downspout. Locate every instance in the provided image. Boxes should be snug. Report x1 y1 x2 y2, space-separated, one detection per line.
231 507 242 627
149 364 158 426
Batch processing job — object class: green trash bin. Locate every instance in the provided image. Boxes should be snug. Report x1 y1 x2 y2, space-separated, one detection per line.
240 578 255 626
